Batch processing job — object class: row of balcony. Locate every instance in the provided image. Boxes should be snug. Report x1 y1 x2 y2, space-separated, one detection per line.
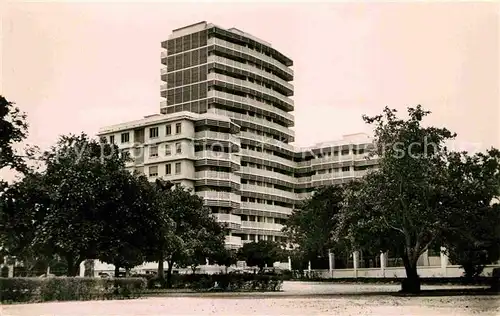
194 131 240 146
240 202 293 216
207 73 293 107
207 91 294 123
208 55 293 94
238 131 295 152
196 191 241 204
195 171 241 183
238 166 295 184
208 108 294 138
241 184 298 200
296 154 374 167
239 148 296 168
208 37 294 78
194 151 240 164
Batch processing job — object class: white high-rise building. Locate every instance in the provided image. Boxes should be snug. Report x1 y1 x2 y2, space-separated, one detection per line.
98 21 378 249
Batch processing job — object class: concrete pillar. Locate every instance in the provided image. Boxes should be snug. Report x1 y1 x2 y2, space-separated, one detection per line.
353 251 359 278
328 251 335 272
7 265 14 278
46 265 51 276
308 261 311 277
287 256 292 270
79 261 85 277
421 249 429 266
440 247 448 276
380 252 387 277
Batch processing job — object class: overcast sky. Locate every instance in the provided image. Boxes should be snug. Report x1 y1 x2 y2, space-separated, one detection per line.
2 2 499 168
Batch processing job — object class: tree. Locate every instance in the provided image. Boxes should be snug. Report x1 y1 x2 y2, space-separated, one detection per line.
237 240 285 272
0 95 29 173
212 248 238 273
96 171 161 277
148 181 225 288
442 149 500 278
335 106 456 293
29 133 131 275
0 172 52 273
283 185 349 262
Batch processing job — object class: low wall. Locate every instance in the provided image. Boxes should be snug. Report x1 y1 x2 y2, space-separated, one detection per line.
303 265 499 279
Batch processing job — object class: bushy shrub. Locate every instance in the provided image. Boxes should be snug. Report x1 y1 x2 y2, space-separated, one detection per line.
0 277 146 303
0 278 43 302
155 273 283 292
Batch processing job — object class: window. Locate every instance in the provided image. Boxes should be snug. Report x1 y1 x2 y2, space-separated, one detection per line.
149 146 158 158
175 162 181 174
175 142 182 154
165 164 172 175
342 166 350 172
109 135 115 144
175 123 182 134
121 133 130 143
166 124 172 135
149 127 159 138
149 166 158 177
165 144 171 156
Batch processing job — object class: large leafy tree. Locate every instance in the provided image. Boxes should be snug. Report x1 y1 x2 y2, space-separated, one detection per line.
149 181 225 288
96 171 161 277
237 240 285 272
335 106 456 293
29 133 131 275
0 172 52 273
0 95 29 174
283 185 349 261
442 149 500 278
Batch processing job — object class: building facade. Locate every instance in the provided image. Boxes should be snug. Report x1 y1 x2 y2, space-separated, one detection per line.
98 21 378 249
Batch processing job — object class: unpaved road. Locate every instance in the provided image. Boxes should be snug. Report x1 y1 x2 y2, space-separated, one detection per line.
3 282 499 316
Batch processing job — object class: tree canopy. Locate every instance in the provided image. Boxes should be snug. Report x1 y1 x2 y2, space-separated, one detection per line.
0 95 29 174
237 240 285 271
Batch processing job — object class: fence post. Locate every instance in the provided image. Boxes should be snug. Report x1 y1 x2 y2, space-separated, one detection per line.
440 247 448 276
328 250 335 278
353 251 359 278
380 252 387 277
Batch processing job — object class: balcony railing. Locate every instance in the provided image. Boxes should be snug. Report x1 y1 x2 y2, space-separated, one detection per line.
207 91 294 123
239 149 296 168
195 171 241 183
225 235 242 246
214 213 242 226
238 132 295 152
209 37 294 78
207 108 294 138
311 171 356 181
240 184 297 200
195 131 240 146
208 73 293 106
196 191 240 204
195 151 240 164
241 221 283 232
239 167 295 184
208 55 293 93
240 202 292 215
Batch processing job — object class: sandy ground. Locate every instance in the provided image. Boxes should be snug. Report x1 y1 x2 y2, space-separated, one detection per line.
3 282 499 316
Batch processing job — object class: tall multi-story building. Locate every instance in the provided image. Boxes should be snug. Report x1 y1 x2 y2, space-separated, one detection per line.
98 22 378 249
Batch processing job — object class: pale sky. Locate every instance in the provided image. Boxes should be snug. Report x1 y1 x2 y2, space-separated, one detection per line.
1 1 499 169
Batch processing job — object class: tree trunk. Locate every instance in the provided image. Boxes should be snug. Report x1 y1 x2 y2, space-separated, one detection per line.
65 256 80 277
157 253 165 279
114 264 120 278
401 254 421 293
166 261 174 289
